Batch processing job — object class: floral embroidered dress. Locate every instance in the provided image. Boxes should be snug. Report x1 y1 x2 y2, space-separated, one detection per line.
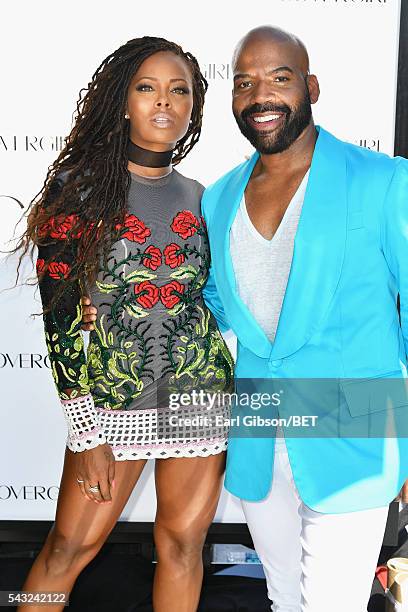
36 169 234 460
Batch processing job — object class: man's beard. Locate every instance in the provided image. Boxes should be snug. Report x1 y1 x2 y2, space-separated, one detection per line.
234 88 312 154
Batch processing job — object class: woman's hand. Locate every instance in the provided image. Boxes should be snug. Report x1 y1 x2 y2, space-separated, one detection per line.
75 443 115 504
80 295 97 331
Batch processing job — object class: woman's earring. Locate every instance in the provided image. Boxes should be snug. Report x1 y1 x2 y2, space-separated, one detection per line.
124 113 130 119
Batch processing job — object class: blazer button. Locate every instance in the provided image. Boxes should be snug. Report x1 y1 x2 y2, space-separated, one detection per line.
269 359 283 369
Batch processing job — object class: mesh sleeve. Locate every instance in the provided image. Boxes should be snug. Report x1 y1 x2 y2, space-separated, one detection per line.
36 178 106 452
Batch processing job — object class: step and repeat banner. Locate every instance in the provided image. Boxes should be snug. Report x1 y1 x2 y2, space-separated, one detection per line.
0 0 402 522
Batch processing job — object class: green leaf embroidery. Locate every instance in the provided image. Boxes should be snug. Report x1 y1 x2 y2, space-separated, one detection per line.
66 304 83 336
168 303 185 316
125 303 148 319
74 336 83 351
125 269 156 283
95 281 119 293
96 383 109 393
170 265 197 280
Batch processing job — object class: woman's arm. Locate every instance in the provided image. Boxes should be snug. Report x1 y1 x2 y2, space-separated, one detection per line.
36 180 107 452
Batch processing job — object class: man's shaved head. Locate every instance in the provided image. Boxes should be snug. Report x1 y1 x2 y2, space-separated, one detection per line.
231 25 319 155
232 26 310 75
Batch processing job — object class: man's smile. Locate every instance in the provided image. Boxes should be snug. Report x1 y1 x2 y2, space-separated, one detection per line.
246 112 286 131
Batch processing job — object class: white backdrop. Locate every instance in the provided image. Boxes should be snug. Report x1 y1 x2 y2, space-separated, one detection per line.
0 0 402 522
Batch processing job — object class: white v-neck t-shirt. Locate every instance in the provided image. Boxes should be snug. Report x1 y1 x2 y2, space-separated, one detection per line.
230 170 310 343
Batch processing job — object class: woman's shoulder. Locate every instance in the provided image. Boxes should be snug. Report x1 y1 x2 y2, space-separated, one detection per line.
172 169 205 200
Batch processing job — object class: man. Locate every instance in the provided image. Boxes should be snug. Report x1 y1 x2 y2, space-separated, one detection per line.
81 26 408 611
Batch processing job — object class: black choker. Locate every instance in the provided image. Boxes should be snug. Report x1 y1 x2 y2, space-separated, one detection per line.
128 140 174 168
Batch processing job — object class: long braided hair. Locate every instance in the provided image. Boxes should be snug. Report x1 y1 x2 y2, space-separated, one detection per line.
9 36 208 316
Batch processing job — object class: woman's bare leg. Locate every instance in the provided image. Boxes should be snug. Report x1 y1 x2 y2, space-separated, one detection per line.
17 448 147 612
153 451 226 612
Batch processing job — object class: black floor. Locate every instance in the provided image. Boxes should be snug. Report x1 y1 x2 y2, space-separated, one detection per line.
1 524 407 612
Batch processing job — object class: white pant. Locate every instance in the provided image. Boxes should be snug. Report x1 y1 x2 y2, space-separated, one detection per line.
241 437 390 612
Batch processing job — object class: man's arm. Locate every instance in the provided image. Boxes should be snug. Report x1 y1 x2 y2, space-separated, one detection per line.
381 158 408 363
200 188 231 334
202 262 231 333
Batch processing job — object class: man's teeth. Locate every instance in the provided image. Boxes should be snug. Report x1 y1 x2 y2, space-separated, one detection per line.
253 114 281 123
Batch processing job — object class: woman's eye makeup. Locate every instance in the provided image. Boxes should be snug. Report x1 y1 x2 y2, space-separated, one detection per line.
136 84 153 92
135 83 190 94
172 86 190 94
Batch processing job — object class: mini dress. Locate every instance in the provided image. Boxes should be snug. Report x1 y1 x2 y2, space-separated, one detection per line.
36 168 234 460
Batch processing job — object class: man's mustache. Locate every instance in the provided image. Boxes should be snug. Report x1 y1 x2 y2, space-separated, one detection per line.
241 102 291 121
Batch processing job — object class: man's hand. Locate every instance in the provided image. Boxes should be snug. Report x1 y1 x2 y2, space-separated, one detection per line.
395 479 408 503
80 295 97 331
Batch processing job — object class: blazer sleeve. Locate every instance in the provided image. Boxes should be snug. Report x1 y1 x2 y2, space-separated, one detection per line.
200 189 231 333
381 157 408 363
36 178 106 452
202 262 231 333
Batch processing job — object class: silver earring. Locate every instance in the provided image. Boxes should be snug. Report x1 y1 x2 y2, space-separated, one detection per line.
125 113 130 119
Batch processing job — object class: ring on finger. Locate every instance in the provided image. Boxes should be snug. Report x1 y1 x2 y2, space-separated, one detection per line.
88 484 100 493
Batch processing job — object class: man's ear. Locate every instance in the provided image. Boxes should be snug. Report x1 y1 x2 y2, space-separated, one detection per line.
307 74 320 105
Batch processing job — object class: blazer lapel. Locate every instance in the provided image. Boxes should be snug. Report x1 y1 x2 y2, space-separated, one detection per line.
270 126 347 359
212 152 273 359
211 125 347 362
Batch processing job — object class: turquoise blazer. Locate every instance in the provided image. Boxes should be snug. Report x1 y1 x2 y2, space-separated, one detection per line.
201 125 408 513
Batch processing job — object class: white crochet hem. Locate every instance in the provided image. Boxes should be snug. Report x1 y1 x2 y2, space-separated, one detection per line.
66 429 107 453
61 393 107 453
111 438 228 461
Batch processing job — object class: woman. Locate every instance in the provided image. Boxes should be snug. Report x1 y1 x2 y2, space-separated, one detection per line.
14 36 233 612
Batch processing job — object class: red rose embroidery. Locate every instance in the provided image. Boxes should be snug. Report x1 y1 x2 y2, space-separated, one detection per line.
48 261 71 280
200 215 207 229
36 258 45 274
160 281 185 309
75 221 104 241
38 220 53 238
116 214 151 243
38 213 86 240
134 281 159 309
142 245 162 270
164 243 185 269
171 210 199 239
49 214 78 239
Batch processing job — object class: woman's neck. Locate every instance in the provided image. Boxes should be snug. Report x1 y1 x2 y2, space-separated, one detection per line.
127 160 172 178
